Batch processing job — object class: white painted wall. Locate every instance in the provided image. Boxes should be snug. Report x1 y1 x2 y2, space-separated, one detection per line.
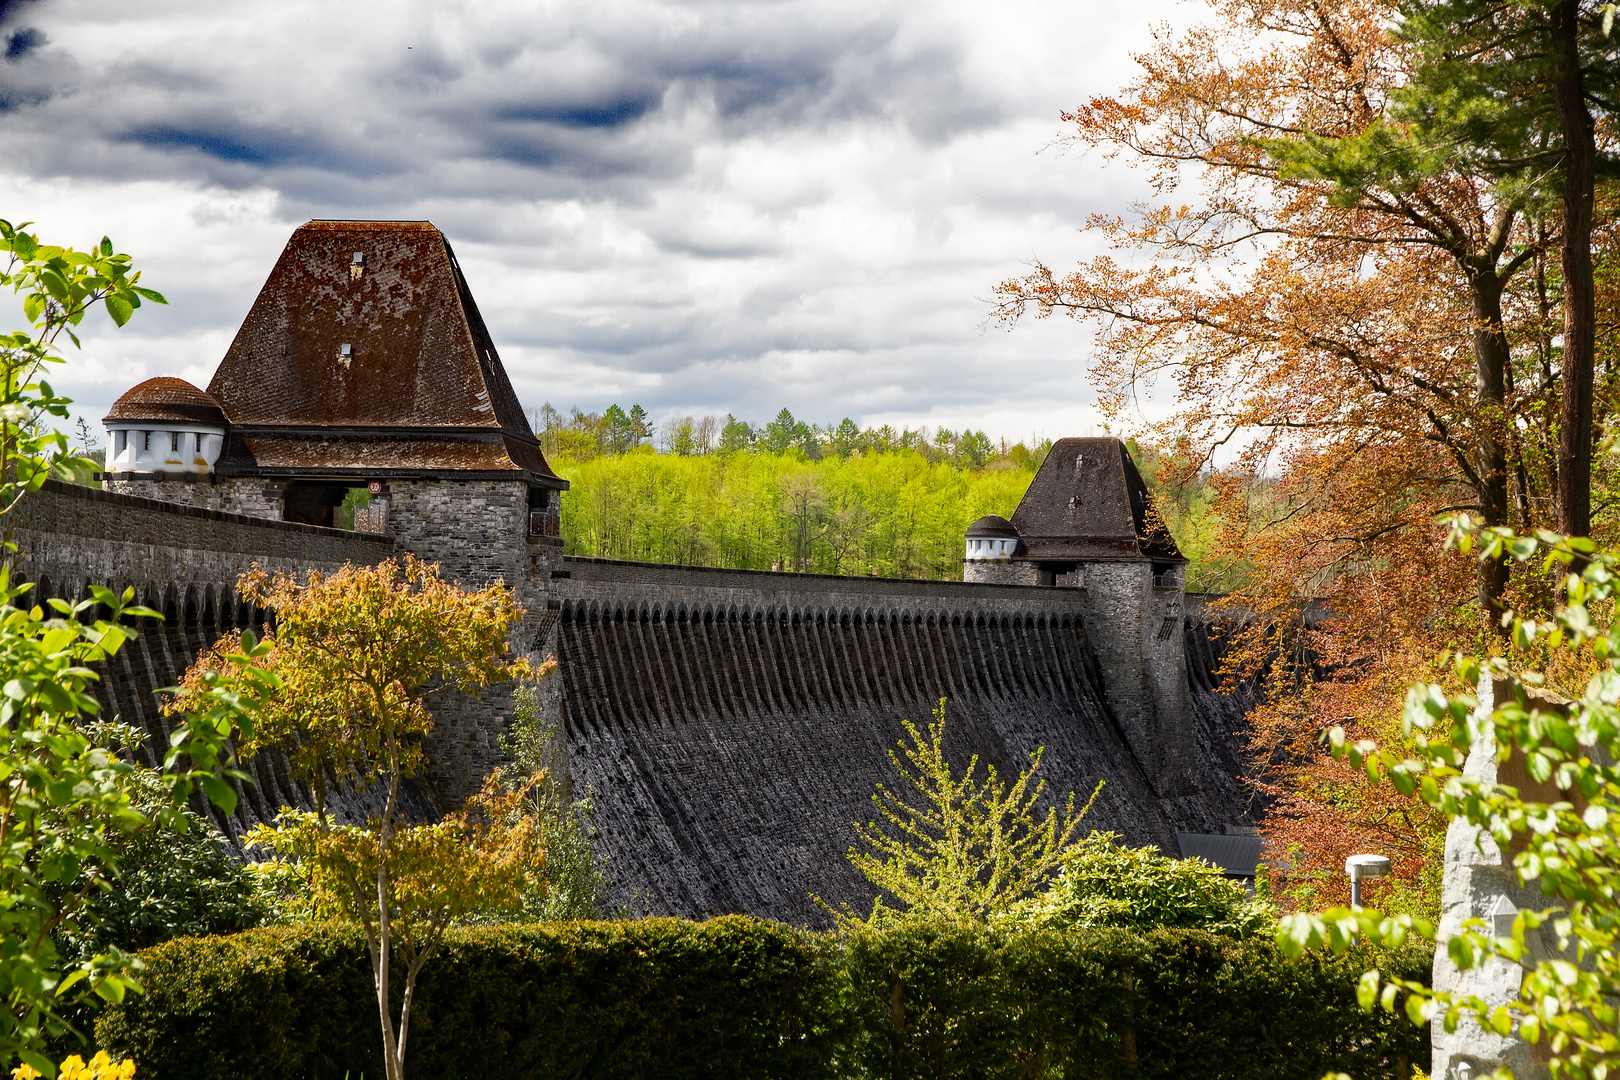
963 536 1016 561
104 423 225 475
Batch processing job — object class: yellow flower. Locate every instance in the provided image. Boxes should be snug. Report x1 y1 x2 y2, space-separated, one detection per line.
8 1053 134 1080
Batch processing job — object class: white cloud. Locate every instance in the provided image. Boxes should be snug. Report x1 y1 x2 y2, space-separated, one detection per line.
0 0 1186 444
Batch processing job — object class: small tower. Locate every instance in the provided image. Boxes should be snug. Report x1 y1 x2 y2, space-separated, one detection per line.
102 378 227 490
963 437 1196 798
963 515 1032 584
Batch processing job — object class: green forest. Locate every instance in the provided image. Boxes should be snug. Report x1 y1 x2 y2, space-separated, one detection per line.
535 403 1233 585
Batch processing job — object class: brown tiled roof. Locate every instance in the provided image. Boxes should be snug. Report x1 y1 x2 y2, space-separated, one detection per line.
103 377 228 426
1009 438 1183 562
965 514 1018 538
206 220 558 481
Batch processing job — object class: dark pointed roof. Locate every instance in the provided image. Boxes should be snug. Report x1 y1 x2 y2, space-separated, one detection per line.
1009 438 1182 562
206 220 562 485
104 377 228 426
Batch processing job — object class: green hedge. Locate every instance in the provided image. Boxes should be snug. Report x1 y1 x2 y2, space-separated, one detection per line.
845 924 1427 1080
96 919 1427 1080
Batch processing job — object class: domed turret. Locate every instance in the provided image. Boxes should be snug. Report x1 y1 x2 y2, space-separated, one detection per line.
964 514 1019 561
103 378 228 476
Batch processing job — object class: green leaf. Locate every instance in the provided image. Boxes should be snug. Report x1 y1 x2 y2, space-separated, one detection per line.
105 293 133 327
17 1047 55 1079
200 772 238 816
40 268 68 300
1356 969 1379 1010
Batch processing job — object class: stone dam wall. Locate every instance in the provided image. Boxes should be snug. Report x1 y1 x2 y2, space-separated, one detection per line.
8 485 1266 923
544 558 1261 925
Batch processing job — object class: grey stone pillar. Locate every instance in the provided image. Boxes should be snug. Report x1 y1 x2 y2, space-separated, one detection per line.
1432 674 1552 1080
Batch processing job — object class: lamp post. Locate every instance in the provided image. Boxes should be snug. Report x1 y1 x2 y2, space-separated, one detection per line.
1346 854 1391 908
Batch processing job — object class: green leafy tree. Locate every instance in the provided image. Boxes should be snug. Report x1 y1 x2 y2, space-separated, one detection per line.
0 219 269 1077
497 679 608 920
998 831 1271 938
1278 521 1620 1076
0 219 163 516
821 699 1100 928
552 444 1037 579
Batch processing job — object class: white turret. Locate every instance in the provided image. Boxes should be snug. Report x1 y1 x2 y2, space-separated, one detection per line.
964 514 1019 561
103 377 227 476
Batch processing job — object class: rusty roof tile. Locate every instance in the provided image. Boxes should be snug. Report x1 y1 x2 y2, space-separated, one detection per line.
206 220 558 481
965 514 1017 537
103 377 228 426
207 219 524 431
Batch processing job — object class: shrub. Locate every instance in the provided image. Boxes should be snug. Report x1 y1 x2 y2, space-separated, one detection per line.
996 831 1271 938
98 919 1425 1080
57 774 271 963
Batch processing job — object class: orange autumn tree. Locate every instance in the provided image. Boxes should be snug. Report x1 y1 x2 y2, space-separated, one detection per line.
177 555 538 1080
991 0 1620 911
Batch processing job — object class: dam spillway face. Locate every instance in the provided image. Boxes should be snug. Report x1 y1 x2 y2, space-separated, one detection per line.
545 579 1252 926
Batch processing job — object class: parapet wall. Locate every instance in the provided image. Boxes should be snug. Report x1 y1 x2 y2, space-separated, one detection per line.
553 555 1082 606
12 479 393 599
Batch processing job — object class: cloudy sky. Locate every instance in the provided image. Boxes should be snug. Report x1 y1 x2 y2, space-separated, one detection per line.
0 0 1181 445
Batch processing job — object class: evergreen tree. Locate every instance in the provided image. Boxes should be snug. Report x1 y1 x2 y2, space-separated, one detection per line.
830 418 861 457
760 408 799 454
1390 0 1620 540
718 414 754 454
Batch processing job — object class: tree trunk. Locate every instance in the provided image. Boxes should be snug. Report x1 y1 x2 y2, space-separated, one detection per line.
1553 0 1597 540
1471 273 1513 626
375 861 403 1080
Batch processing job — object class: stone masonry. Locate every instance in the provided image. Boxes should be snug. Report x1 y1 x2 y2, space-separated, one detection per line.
15 478 392 597
106 475 286 519
378 478 564 801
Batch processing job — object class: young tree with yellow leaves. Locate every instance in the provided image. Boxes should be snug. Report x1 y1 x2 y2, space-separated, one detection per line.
183 556 534 1080
822 699 1098 928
